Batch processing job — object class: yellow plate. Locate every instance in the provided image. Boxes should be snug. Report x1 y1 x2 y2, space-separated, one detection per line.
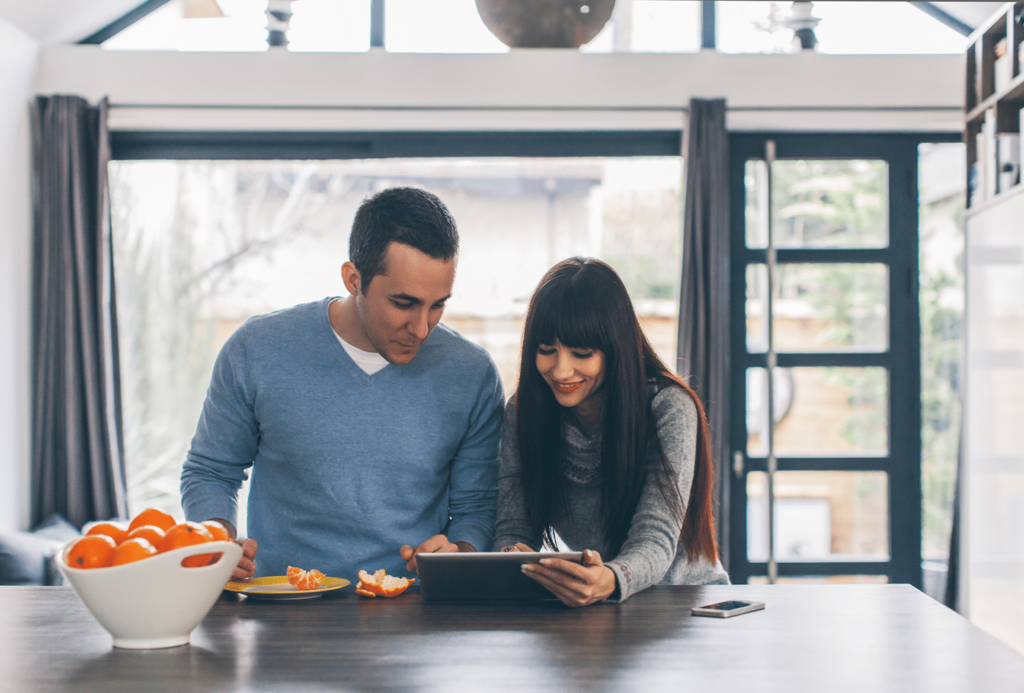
224 575 350 600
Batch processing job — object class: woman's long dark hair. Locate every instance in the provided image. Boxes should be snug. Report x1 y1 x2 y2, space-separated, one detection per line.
515 257 718 562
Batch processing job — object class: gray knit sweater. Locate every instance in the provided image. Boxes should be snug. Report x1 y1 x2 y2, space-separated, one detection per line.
492 386 730 601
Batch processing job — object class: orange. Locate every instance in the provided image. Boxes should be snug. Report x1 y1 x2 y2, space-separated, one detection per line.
111 537 158 566
84 522 129 545
200 520 231 543
126 524 166 547
65 535 117 570
128 507 176 533
194 521 231 566
287 566 325 591
158 521 215 568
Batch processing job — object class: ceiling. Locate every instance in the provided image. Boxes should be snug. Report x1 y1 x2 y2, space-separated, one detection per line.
0 1 1008 46
931 1 1005 30
0 0 141 43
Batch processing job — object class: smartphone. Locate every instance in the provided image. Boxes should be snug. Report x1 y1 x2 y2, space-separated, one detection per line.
691 599 765 618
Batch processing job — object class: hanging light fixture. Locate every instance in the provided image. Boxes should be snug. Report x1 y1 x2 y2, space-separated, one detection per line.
475 0 616 48
785 1 821 51
266 0 294 49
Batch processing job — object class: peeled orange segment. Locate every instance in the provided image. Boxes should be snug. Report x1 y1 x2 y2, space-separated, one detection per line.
286 566 326 590
297 569 325 590
356 569 414 598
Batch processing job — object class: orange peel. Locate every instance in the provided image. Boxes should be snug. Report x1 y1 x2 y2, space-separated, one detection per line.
356 568 414 598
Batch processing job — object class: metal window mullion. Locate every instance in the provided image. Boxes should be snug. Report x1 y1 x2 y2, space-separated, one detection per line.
765 139 778 585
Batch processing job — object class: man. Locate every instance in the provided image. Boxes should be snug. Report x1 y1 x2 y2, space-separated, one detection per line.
180 187 504 581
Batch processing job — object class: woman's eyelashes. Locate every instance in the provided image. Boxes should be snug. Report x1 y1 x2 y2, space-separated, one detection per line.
536 345 594 359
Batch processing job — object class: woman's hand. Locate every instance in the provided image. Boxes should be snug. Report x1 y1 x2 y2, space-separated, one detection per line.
500 543 534 553
521 549 616 607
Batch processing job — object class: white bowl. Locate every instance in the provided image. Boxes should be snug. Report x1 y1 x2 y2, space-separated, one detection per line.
56 540 242 649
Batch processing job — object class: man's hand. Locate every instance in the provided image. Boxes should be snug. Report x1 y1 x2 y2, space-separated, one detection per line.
205 518 257 580
521 548 616 608
232 538 258 579
399 535 475 574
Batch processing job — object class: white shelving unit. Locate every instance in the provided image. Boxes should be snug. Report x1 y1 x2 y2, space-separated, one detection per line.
962 1 1024 656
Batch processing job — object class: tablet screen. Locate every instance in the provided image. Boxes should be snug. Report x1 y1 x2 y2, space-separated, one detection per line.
416 551 584 601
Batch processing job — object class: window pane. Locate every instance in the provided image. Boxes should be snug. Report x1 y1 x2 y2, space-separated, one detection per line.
746 159 887 249
102 0 268 52
748 366 888 456
631 0 700 53
745 367 794 457
747 262 888 352
811 2 966 55
745 264 768 352
288 0 372 53
747 471 890 561
582 1 702 54
748 575 889 585
775 263 888 351
745 159 769 249
772 159 888 248
716 2 795 54
385 0 508 53
918 142 965 566
718 1 965 55
110 156 682 517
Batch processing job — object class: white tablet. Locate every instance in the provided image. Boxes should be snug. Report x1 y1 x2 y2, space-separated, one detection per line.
416 551 584 601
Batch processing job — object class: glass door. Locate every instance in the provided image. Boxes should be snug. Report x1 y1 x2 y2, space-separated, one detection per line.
728 134 922 586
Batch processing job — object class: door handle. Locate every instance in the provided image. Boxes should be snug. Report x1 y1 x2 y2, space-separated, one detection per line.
733 450 744 479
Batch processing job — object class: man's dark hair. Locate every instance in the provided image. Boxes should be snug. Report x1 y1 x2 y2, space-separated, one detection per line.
349 187 459 292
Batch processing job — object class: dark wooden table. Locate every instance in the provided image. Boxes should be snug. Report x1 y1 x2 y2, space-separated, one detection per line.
4 584 1023 692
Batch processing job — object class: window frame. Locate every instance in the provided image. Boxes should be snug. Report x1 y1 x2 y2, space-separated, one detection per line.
109 130 682 161
727 131 960 586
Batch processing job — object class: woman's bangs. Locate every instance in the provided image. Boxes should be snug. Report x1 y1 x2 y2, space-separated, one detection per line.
532 284 608 352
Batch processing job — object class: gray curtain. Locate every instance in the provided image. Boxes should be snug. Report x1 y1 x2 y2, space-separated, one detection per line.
677 98 730 566
31 95 127 528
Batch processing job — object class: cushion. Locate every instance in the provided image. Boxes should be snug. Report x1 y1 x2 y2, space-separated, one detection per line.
32 514 81 543
34 514 83 586
0 514 82 586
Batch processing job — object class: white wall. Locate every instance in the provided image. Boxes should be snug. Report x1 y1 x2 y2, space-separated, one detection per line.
0 17 39 532
35 47 963 132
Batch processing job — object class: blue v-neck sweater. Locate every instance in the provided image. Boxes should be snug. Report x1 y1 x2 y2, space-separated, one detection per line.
181 298 505 582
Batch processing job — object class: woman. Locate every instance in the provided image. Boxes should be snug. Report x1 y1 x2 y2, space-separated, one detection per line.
492 257 728 607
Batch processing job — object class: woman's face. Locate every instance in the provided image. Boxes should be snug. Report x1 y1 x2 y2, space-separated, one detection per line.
535 339 606 412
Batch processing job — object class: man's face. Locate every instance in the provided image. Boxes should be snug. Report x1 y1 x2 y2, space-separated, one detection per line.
352 242 456 365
